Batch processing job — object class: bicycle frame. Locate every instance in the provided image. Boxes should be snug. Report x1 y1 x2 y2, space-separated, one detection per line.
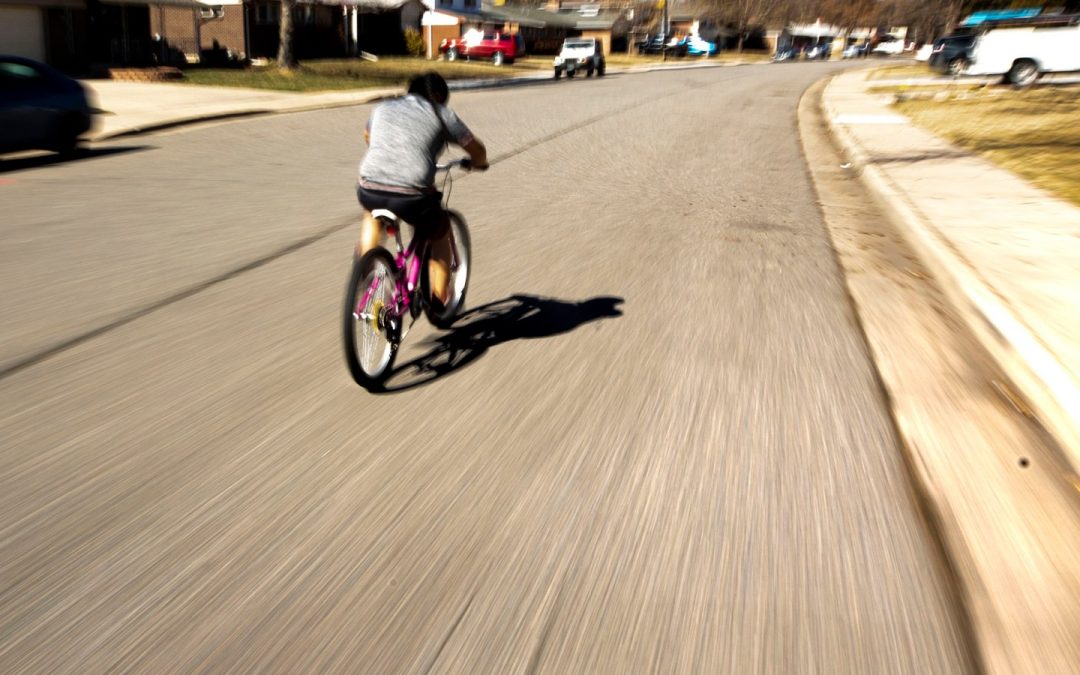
356 219 427 327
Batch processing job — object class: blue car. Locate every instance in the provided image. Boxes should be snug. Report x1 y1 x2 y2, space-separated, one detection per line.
685 36 718 56
0 55 96 155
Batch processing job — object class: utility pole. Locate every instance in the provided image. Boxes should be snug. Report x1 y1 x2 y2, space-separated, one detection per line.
661 0 668 61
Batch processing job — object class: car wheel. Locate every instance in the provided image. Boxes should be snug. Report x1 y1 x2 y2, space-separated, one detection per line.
1007 59 1039 88
586 64 594 77
446 47 458 62
947 57 967 77
554 67 562 80
50 114 83 155
492 51 504 66
567 68 575 79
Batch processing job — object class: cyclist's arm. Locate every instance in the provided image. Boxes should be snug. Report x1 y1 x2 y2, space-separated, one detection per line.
462 138 489 171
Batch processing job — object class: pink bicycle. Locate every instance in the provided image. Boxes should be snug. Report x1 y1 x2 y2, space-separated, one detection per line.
342 158 472 389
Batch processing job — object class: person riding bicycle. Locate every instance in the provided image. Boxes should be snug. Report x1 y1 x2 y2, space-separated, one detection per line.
357 72 488 309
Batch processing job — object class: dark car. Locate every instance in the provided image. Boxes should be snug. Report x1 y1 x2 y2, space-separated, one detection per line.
639 34 684 56
928 33 976 75
0 55 95 155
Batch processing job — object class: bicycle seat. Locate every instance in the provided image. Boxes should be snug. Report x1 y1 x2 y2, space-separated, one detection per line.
371 209 398 222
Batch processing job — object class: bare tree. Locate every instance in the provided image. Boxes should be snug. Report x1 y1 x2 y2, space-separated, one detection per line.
713 0 783 52
277 0 297 69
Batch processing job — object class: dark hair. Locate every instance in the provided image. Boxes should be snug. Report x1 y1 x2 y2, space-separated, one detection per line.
407 72 450 104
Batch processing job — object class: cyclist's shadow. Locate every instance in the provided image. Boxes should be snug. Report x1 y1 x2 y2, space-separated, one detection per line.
376 294 624 393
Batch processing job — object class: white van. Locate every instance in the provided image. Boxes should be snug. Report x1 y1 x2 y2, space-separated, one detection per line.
966 15 1080 86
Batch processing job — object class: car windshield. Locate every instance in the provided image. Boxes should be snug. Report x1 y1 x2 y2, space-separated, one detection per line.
564 41 592 49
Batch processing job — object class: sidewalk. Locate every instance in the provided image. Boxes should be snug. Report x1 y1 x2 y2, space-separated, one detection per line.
823 68 1080 472
820 68 1080 675
82 60 748 141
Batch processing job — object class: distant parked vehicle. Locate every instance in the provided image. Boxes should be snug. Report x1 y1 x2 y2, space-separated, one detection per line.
928 33 977 76
440 31 525 65
806 43 832 60
638 34 669 55
684 36 718 56
0 55 96 155
872 35 906 56
964 14 1080 86
772 47 799 62
553 37 605 79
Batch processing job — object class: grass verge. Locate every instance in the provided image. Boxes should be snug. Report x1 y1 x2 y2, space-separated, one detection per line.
182 52 768 91
182 58 526 91
867 64 936 80
895 85 1080 206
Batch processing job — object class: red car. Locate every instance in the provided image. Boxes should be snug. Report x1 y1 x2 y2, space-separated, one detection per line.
440 31 525 65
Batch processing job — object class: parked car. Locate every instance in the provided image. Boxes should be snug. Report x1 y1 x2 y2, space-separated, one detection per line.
842 43 870 59
928 33 976 75
872 34 906 56
684 35 718 56
964 14 1080 87
440 31 525 65
773 47 799 62
639 34 670 55
553 37 605 79
805 42 832 60
0 55 95 155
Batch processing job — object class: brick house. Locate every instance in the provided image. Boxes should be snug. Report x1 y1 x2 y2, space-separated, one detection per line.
148 0 246 64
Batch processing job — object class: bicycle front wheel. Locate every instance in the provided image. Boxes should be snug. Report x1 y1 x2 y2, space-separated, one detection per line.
343 249 398 388
423 211 472 329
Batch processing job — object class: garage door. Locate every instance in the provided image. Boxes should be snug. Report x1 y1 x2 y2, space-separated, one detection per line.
0 7 46 62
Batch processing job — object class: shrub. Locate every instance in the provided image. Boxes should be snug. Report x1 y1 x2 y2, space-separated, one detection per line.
404 28 425 57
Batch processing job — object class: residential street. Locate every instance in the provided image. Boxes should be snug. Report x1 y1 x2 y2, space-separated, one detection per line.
0 63 977 672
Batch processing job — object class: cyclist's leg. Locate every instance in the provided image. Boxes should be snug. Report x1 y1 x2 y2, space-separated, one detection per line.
356 186 384 258
427 211 452 305
358 210 380 258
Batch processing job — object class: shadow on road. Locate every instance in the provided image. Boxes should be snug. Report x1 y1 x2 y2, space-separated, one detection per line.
374 294 624 393
0 145 153 174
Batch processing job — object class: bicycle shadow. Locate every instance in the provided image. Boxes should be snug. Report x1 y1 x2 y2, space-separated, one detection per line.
374 294 624 393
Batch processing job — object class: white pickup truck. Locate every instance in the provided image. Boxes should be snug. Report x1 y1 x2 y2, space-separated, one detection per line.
965 15 1080 86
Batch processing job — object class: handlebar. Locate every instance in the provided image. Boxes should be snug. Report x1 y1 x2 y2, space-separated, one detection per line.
436 158 472 171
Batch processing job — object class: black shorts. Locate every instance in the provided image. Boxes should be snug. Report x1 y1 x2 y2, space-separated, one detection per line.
357 186 447 238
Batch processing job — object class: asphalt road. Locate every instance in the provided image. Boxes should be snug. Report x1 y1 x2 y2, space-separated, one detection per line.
1 63 974 672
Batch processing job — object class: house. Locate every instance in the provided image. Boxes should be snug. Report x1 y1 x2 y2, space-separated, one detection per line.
422 0 628 56
0 0 247 70
1 0 88 70
246 0 350 60
148 0 246 65
352 0 427 55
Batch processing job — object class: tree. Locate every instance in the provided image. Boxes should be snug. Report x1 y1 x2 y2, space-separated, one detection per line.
713 0 783 52
278 0 297 69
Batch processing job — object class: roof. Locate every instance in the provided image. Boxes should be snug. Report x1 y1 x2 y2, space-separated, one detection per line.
435 3 620 30
784 22 841 38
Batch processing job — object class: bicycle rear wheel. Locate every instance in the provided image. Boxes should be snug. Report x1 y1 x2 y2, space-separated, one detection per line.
423 211 472 329
343 248 398 388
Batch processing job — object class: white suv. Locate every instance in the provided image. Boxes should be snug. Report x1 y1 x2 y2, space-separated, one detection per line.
554 38 606 79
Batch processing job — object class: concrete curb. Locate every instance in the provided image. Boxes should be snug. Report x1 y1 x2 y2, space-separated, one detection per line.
821 74 1080 476
90 59 756 141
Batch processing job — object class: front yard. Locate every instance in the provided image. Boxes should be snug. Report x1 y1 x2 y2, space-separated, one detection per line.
181 52 770 92
894 85 1080 206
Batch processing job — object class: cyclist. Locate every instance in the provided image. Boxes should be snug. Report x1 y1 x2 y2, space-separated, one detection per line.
357 72 488 309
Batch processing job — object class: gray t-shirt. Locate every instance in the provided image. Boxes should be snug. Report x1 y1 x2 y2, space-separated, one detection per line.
359 94 474 192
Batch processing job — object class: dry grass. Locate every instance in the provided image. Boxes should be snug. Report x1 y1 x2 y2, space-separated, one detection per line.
182 57 525 92
895 85 1080 206
867 64 936 80
183 52 768 91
